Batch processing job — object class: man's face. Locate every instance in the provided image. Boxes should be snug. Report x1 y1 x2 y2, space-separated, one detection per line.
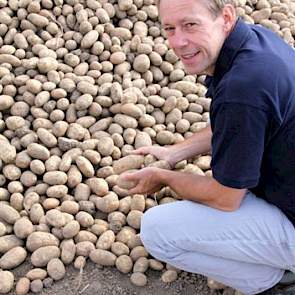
160 0 231 75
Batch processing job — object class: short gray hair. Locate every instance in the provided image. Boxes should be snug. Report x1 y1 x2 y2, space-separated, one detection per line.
156 0 237 18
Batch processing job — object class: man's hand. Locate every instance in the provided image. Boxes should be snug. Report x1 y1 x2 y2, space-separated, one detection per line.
129 146 176 168
120 167 164 195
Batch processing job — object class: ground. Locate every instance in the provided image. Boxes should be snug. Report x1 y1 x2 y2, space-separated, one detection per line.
8 259 231 295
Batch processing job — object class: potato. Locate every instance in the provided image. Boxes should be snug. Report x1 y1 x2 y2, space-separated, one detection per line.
75 156 95 177
0 203 20 224
0 54 21 67
0 95 14 111
43 171 68 185
62 220 80 239
127 210 143 229
116 226 136 245
130 246 149 262
86 177 109 196
74 256 86 270
0 246 27 270
116 255 133 273
149 259 164 271
207 277 227 290
23 192 39 212
46 185 68 198
81 30 99 48
133 257 149 273
37 128 57 148
134 132 152 149
113 155 144 174
75 241 95 257
194 155 211 170
75 211 94 228
111 242 130 256
16 277 30 295
0 222 6 237
26 232 59 252
30 279 43 293
0 235 23 253
156 130 175 145
46 209 66 228
31 246 60 267
96 230 115 250
74 230 97 244
89 249 116 266
13 217 34 239
133 54 150 73
90 220 109 236
0 270 14 294
117 170 138 190
114 114 138 129
183 164 205 176
127 234 143 249
130 272 147 287
26 269 47 281
59 199 78 214
108 211 126 232
161 270 178 283
130 195 146 212
27 143 50 160
95 192 119 213
148 160 171 170
47 258 66 280
27 13 49 27
97 136 115 157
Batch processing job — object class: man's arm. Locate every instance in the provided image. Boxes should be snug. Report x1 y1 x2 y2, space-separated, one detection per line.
159 169 246 211
124 167 246 212
169 125 212 166
132 125 212 168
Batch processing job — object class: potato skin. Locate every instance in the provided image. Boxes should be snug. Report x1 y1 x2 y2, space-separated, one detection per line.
31 246 60 267
0 246 27 270
89 249 117 266
113 155 144 174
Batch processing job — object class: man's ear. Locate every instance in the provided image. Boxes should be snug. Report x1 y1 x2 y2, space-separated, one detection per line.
222 4 237 33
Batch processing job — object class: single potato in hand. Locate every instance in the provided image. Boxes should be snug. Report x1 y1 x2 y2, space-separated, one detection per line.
117 170 139 190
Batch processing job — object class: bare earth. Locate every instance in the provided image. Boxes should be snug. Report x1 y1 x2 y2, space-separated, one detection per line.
7 259 231 295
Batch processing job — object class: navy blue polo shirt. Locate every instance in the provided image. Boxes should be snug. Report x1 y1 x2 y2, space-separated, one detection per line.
205 19 295 224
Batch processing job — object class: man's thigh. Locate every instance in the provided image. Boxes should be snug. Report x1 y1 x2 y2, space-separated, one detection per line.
140 191 295 271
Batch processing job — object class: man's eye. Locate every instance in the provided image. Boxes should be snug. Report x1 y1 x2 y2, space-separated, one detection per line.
164 27 174 33
185 23 197 28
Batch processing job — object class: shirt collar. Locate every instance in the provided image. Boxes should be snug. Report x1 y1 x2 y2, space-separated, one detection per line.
205 18 251 95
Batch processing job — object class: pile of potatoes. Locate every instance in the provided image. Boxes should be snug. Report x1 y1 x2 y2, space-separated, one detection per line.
0 0 294 293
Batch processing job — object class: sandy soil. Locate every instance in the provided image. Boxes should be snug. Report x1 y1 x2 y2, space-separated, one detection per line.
7 259 234 295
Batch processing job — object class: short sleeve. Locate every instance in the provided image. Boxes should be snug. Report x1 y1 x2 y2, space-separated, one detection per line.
210 102 269 189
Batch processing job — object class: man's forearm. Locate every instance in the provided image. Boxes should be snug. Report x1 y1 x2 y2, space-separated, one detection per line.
157 168 245 211
169 125 212 165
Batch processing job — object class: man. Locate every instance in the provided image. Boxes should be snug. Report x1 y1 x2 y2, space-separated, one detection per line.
121 0 295 294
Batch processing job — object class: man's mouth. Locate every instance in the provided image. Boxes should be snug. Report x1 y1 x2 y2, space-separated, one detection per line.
181 51 200 60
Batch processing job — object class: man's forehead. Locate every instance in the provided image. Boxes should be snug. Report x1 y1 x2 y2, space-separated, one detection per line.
162 15 202 25
160 2 207 25
159 0 209 17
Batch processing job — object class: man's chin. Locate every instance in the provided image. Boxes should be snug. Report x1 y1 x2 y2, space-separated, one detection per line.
182 64 212 76
182 65 203 75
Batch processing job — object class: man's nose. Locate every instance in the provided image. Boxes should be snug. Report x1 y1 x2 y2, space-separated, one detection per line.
169 29 188 48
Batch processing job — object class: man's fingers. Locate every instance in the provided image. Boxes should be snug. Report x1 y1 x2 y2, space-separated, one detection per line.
128 184 144 195
120 171 139 181
127 147 150 155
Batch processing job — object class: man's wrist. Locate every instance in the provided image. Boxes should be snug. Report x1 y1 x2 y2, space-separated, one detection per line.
155 167 173 188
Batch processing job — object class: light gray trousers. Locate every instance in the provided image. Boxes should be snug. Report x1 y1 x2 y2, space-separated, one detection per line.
140 192 295 294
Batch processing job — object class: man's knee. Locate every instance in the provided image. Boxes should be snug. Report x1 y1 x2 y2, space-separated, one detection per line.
140 205 173 260
140 205 163 245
